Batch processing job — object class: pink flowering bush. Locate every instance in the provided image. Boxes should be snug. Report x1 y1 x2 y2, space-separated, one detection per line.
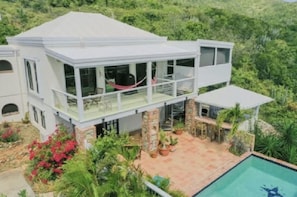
27 125 77 183
0 127 20 142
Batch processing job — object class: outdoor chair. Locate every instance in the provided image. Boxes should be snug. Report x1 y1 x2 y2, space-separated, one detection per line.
196 121 207 139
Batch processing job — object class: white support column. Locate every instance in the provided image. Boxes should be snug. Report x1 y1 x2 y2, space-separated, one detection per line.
74 68 84 120
255 105 260 120
147 61 152 103
226 48 233 86
214 47 218 66
173 60 177 80
194 56 199 95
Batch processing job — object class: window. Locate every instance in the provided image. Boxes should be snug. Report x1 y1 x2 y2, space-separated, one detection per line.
80 68 96 97
217 48 230 65
105 65 129 92
33 106 38 123
200 47 215 67
64 64 75 94
40 111 46 129
64 64 97 96
176 59 194 67
26 61 33 90
2 104 18 116
0 60 13 72
24 59 39 93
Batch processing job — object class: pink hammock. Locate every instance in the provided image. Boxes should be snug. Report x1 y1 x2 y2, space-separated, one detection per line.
106 77 157 90
106 77 147 90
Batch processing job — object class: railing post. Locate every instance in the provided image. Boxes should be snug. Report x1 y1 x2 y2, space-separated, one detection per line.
173 81 177 97
74 68 84 120
147 61 152 103
117 92 121 110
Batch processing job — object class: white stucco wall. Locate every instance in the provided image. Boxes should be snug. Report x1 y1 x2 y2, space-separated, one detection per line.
119 113 142 133
0 53 27 122
197 63 231 88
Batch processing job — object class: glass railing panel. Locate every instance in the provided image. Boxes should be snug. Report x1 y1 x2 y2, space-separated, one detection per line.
176 78 194 96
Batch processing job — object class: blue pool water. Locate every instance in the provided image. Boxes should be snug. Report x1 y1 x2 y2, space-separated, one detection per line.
194 155 297 197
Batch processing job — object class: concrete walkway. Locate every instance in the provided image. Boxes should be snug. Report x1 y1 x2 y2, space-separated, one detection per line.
0 168 35 197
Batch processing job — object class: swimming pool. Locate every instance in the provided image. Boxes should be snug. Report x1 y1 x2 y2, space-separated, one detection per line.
194 155 297 197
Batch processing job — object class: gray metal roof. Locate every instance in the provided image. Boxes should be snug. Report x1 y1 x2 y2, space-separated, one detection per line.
45 44 197 67
196 85 273 109
14 12 161 40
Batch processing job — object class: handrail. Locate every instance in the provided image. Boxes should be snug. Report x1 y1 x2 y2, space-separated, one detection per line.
52 77 194 100
144 181 172 197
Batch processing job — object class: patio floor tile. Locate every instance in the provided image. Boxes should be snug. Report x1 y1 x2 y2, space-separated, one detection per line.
134 132 250 196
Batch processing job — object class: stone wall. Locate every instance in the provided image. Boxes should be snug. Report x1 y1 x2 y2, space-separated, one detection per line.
75 125 96 150
142 109 159 152
185 99 197 134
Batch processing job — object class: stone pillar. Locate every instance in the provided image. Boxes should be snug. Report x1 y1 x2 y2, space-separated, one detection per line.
142 109 159 152
185 99 197 134
75 125 96 150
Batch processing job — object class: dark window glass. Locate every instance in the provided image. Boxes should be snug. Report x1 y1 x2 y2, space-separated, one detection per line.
41 111 46 129
176 59 194 67
167 60 174 65
105 65 129 92
0 60 13 71
217 48 230 64
26 61 34 90
200 47 215 67
2 104 18 115
33 62 39 93
33 106 38 123
64 64 75 95
80 68 96 96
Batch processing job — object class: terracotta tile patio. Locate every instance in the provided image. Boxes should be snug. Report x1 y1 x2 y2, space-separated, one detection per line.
134 132 251 197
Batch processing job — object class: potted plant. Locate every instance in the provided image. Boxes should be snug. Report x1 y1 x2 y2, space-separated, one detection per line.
158 129 170 156
149 150 158 158
174 118 184 135
169 136 178 152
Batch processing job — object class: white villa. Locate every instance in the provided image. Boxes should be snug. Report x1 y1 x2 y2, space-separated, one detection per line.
0 12 272 150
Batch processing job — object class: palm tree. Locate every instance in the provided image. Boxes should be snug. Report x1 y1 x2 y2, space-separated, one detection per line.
56 130 150 197
216 103 249 137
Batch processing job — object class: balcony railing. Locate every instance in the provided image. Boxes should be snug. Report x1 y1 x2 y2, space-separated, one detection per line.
52 77 194 121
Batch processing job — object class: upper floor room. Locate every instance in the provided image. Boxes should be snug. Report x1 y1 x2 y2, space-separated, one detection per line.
2 11 234 125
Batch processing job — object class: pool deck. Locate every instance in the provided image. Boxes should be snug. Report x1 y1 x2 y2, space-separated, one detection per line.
134 132 251 196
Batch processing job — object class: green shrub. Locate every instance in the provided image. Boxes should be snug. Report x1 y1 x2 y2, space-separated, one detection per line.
0 127 20 142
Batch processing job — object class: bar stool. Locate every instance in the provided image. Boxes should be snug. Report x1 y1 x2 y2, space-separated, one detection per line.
196 121 207 139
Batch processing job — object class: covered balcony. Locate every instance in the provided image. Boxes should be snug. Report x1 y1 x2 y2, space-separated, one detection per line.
47 43 198 124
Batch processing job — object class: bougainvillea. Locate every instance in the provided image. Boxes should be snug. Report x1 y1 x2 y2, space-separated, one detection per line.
0 127 20 142
27 125 77 183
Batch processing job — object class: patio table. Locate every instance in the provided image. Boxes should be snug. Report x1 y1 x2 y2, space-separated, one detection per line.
195 116 232 142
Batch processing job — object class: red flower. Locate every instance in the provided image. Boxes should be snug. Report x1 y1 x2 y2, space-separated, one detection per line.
53 153 64 163
29 151 35 160
41 179 48 184
53 168 62 174
31 169 38 176
64 140 77 153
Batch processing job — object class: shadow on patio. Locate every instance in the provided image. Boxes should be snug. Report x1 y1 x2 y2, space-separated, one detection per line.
134 132 250 196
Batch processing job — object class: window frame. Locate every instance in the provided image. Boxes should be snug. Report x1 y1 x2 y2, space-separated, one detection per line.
0 60 13 73
2 103 19 116
33 106 38 123
24 59 40 94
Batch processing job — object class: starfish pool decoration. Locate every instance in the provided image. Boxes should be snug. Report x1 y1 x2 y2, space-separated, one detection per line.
261 186 284 197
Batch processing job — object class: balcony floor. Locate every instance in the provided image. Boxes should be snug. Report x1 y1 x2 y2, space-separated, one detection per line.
65 92 174 121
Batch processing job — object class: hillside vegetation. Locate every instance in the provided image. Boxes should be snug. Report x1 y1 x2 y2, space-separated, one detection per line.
0 0 297 163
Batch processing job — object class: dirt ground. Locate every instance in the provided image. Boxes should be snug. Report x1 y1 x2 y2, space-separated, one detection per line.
0 122 40 172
